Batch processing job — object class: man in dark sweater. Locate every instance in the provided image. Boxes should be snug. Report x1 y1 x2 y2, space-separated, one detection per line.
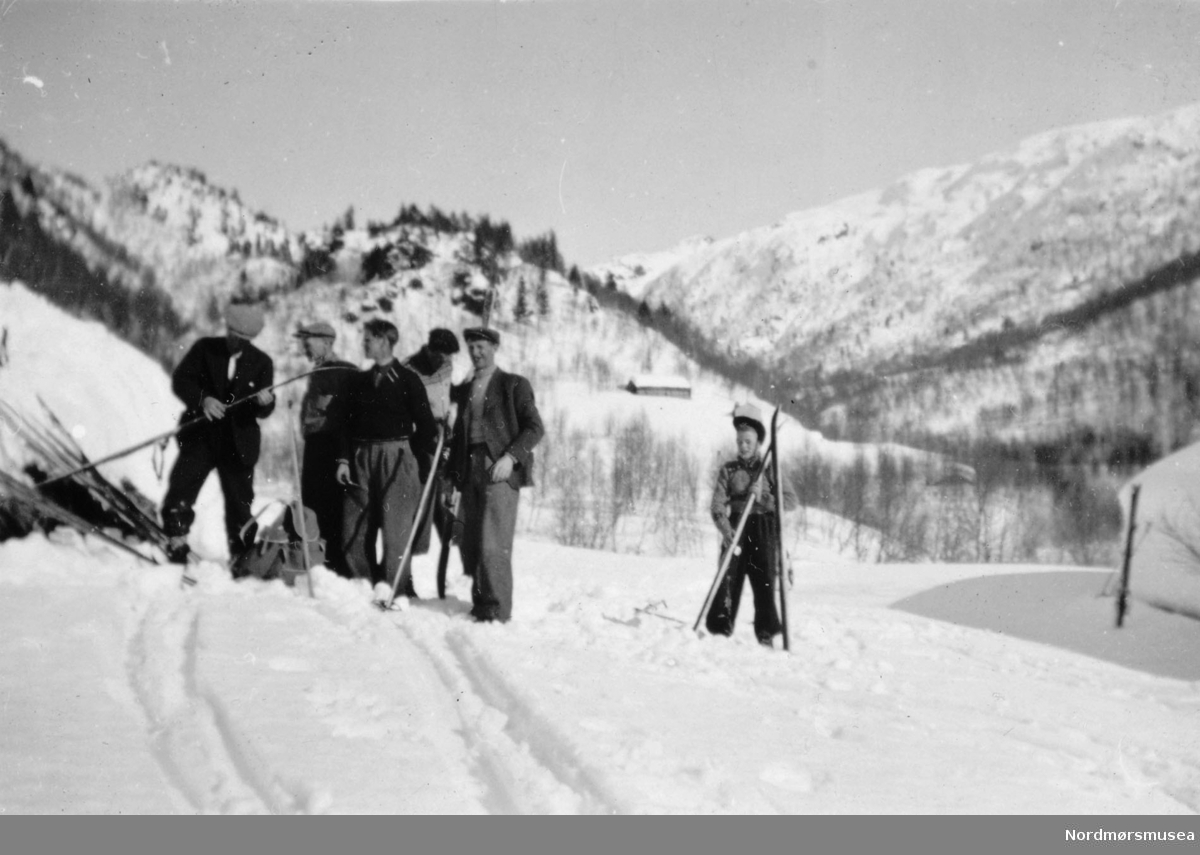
336 319 438 598
295 321 357 577
161 302 275 565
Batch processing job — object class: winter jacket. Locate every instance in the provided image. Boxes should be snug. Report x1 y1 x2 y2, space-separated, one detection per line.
710 454 798 540
172 336 275 467
448 368 544 490
299 358 357 437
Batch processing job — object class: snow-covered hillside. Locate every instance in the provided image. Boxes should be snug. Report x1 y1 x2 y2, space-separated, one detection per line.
594 102 1200 450
0 281 227 557
1 282 1198 815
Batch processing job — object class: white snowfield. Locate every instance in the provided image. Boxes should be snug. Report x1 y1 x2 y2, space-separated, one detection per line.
0 535 1197 815
1 280 1197 814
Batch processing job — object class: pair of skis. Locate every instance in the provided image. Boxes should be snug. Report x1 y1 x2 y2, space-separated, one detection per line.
693 406 790 651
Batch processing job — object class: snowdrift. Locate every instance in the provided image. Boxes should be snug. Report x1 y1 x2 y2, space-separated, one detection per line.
1114 442 1200 620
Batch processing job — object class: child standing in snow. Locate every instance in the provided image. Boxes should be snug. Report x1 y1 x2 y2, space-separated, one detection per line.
706 403 797 647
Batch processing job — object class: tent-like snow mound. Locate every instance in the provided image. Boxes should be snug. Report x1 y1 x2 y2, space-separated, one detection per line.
1113 442 1200 621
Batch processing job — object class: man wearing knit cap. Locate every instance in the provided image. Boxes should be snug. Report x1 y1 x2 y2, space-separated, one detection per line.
161 302 276 565
295 321 357 576
447 326 544 623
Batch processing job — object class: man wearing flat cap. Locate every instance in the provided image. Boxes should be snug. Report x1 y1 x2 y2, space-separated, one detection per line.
447 326 544 623
296 321 357 576
161 301 276 565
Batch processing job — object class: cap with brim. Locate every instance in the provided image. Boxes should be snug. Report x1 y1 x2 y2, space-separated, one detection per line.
294 321 336 340
226 303 265 339
463 326 500 345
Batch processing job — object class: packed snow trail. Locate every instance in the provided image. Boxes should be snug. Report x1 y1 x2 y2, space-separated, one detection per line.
0 538 180 814
136 561 489 814
1 532 1198 814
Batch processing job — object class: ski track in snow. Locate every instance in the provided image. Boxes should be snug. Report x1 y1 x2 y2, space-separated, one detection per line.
383 613 628 814
125 579 308 814
45 547 1195 816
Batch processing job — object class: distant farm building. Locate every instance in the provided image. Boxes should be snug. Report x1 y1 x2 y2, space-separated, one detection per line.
624 374 692 399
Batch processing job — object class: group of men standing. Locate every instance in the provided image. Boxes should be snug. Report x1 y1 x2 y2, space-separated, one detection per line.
161 302 544 624
158 301 791 643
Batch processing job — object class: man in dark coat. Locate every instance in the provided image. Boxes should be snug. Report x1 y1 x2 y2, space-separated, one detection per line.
161 302 275 565
447 327 544 623
335 319 438 599
706 403 798 647
295 321 357 577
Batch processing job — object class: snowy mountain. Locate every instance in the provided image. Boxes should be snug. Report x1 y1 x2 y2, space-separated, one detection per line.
594 102 1200 457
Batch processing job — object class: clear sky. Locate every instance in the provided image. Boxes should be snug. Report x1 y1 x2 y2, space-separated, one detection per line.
3 0 1200 267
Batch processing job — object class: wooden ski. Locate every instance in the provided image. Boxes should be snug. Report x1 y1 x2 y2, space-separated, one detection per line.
376 424 446 611
770 407 790 651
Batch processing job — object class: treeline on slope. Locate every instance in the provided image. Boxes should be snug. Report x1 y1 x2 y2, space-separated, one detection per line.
570 262 1183 564
0 185 187 368
297 203 566 291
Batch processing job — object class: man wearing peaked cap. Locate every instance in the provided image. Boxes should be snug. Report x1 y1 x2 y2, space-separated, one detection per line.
160 302 275 566
447 324 543 623
295 319 357 576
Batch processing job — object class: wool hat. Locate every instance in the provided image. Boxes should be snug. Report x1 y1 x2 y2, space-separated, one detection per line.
294 321 336 340
463 326 500 346
225 303 266 339
428 327 460 354
732 402 766 442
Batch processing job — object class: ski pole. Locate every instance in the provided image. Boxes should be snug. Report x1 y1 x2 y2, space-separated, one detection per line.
287 402 316 599
1116 484 1140 628
377 424 446 610
33 366 348 489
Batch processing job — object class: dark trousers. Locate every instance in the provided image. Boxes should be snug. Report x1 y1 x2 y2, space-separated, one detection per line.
342 440 420 589
301 432 349 576
162 436 255 558
706 514 781 644
410 470 449 556
460 445 520 622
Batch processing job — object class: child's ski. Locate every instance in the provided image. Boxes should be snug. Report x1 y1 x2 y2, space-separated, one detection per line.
770 407 790 651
